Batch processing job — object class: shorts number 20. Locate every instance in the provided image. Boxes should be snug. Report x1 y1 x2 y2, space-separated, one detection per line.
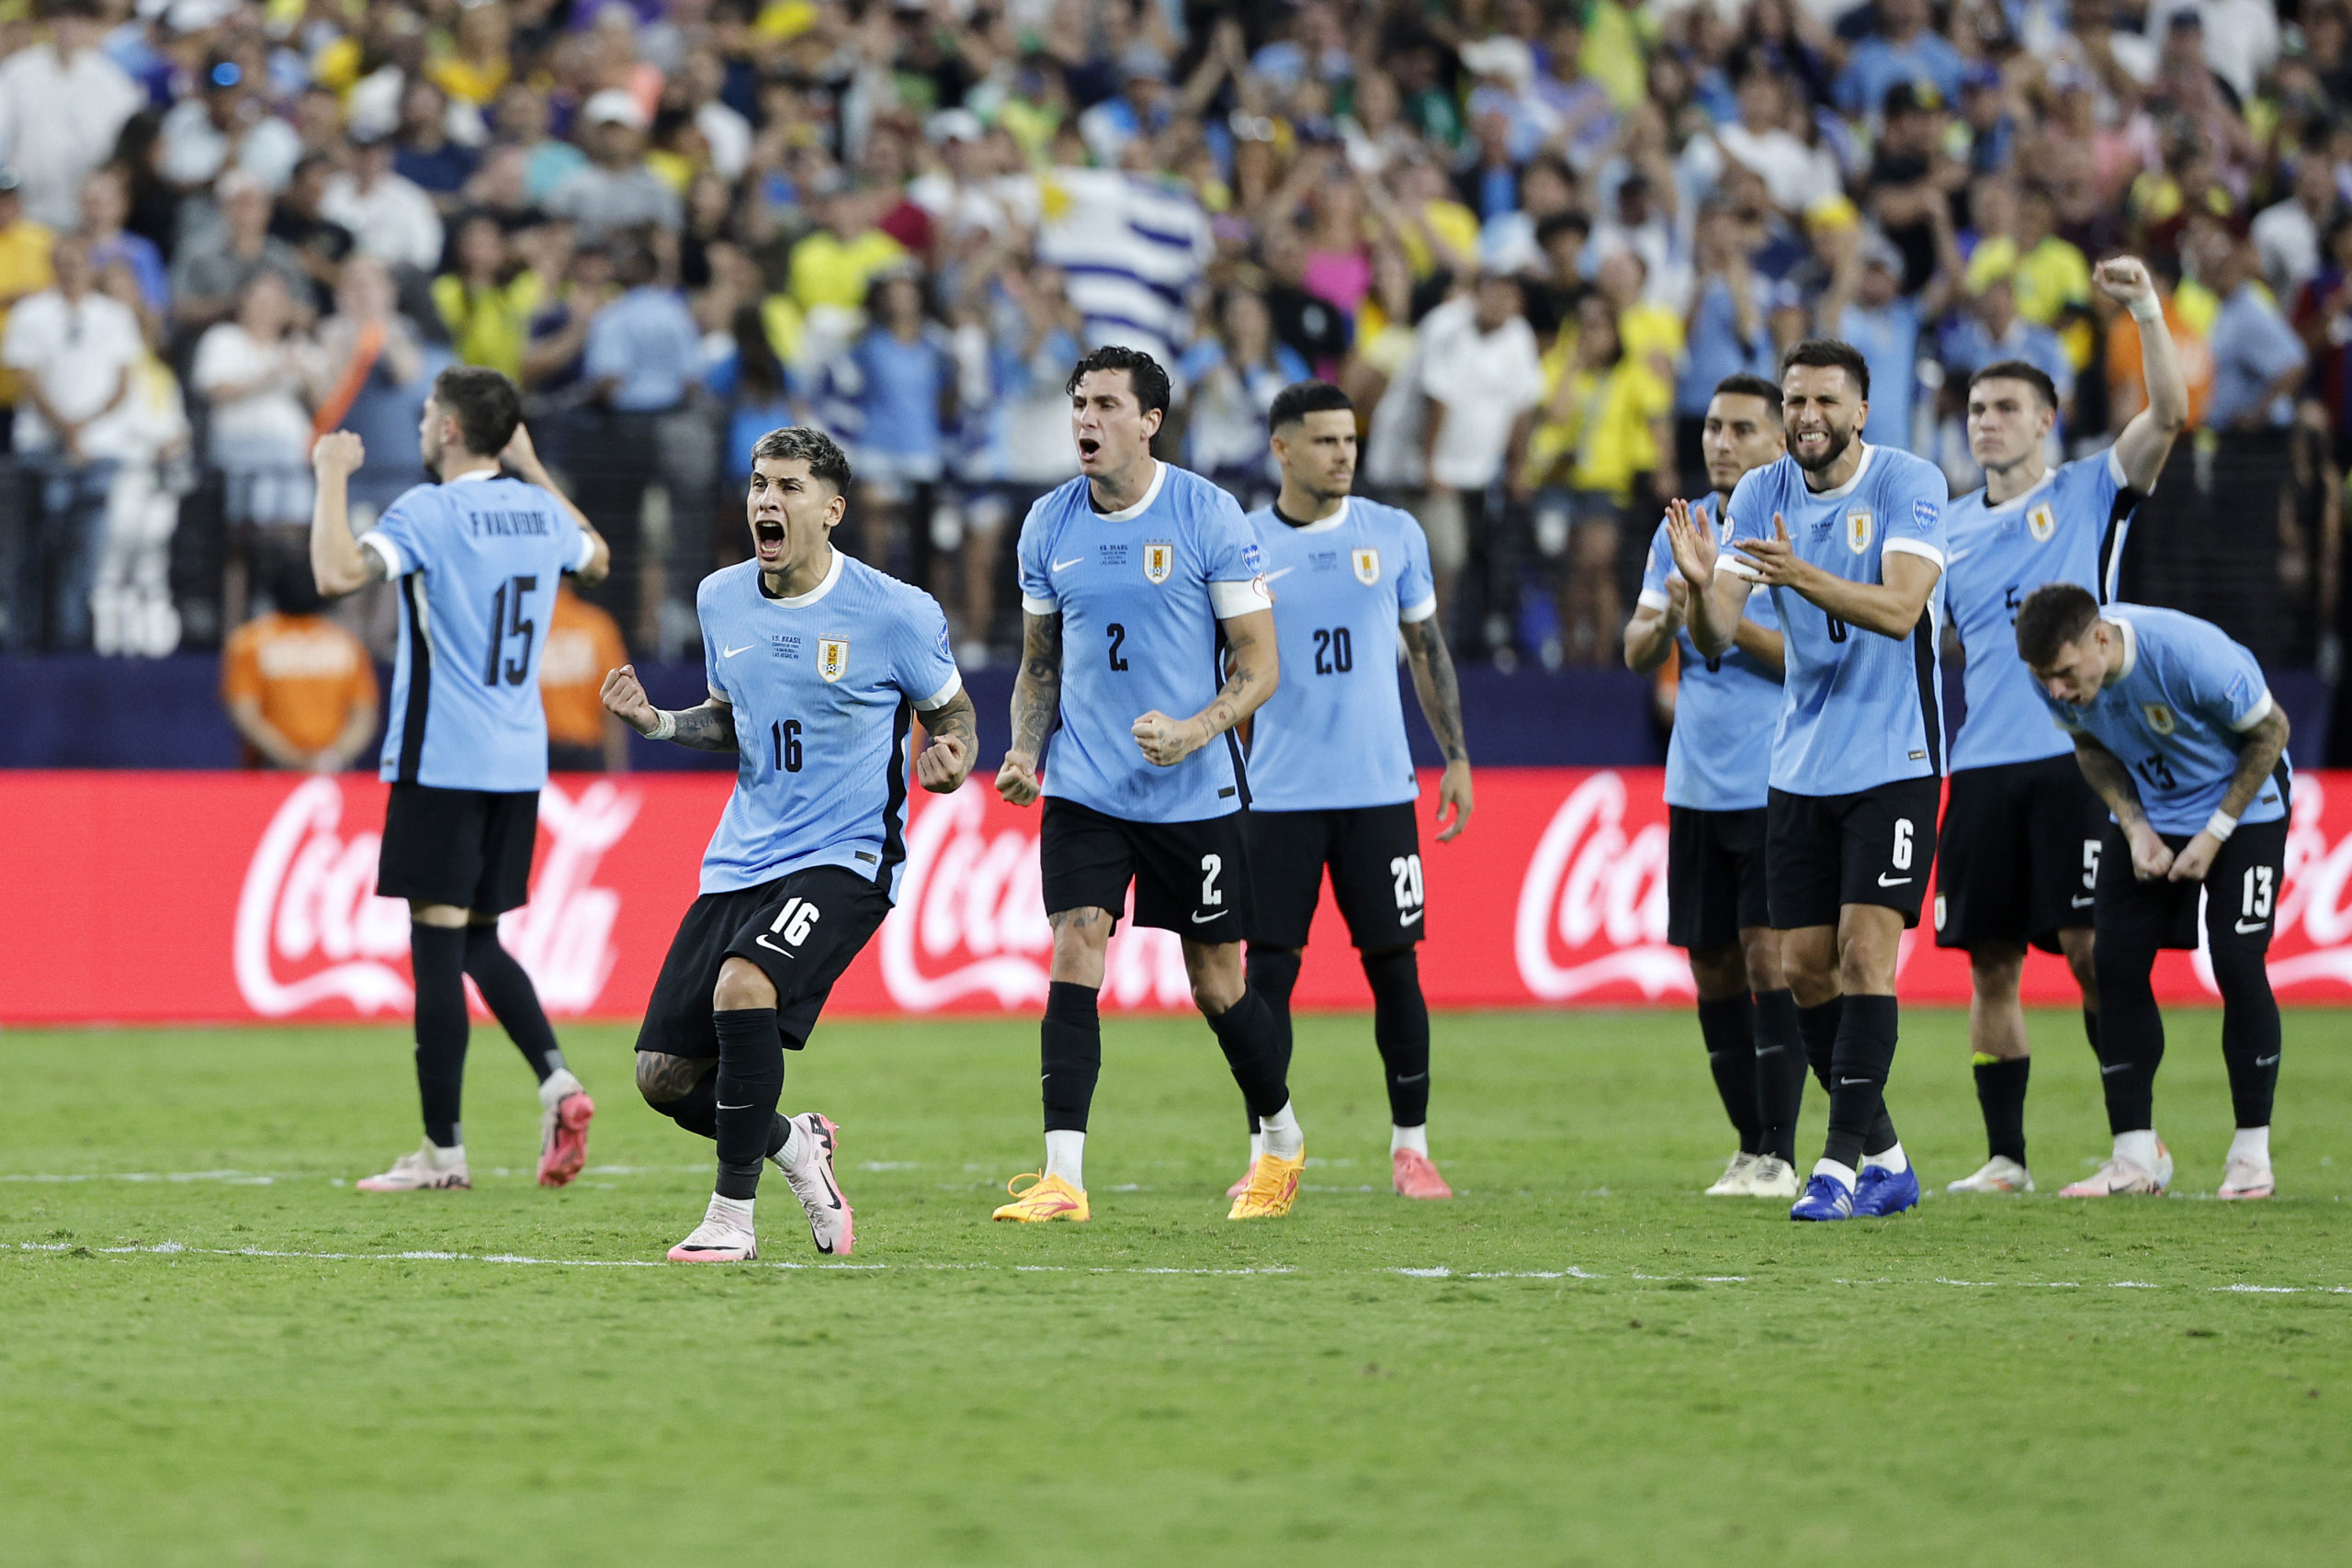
1390 853 1424 910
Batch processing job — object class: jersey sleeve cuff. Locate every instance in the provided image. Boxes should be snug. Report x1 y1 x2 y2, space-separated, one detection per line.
571 529 598 573
1635 587 1670 612
1720 557 1761 581
1208 576 1274 617
1020 592 1057 616
359 532 404 577
1882 537 1946 570
914 671 964 712
1399 593 1439 623
2230 690 2276 732
2107 445 2131 490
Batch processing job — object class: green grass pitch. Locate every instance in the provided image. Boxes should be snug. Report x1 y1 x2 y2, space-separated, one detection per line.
3 1007 2346 1566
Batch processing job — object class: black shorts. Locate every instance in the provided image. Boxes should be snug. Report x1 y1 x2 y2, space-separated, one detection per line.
377 784 539 914
2094 817 2290 954
1767 776 1942 931
1039 796 1250 942
635 864 893 1058
1667 805 1771 951
1245 802 1424 950
1934 755 2106 953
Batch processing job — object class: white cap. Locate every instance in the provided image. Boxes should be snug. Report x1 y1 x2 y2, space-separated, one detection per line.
927 107 985 145
581 89 648 130
1459 36 1535 91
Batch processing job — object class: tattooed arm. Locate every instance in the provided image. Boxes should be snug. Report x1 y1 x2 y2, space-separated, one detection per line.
914 687 978 793
2072 732 2166 880
996 611 1063 805
600 663 740 751
1400 614 1475 840
1131 606 1279 766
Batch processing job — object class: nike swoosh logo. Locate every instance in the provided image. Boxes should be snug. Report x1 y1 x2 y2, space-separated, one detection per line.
1949 547 1973 563
1398 908 1423 925
2071 896 2095 908
718 1102 752 1111
2256 1055 2279 1066
1877 874 1912 886
1264 566 1295 581
1838 1077 1873 1086
754 935 797 955
2234 919 2268 934
1395 1073 1428 1085
721 643 753 658
2101 1063 2131 1075
1191 910 1222 924
1051 556 1083 571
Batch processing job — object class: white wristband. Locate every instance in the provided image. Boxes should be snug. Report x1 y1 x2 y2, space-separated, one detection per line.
2204 808 2238 842
2128 297 2164 325
648 710 677 742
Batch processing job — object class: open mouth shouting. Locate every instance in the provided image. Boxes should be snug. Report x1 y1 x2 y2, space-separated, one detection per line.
752 515 786 563
1076 435 1102 466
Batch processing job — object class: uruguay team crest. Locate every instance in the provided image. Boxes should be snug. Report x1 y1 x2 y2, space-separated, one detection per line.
1352 547 1381 584
817 638 850 682
1143 541 1173 584
2143 702 2177 735
1846 507 1874 554
2028 502 2056 543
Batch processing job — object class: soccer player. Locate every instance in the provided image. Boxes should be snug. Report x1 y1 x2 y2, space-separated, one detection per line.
1936 256 2188 1195
1671 340 1949 1223
309 367 610 1192
2017 586 2291 1201
1226 379 1474 1202
600 427 977 1261
991 345 1303 1224
1623 374 1803 1200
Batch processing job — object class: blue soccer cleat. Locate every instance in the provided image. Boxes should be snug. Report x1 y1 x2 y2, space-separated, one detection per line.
1853 1163 1922 1217
1790 1174 1854 1221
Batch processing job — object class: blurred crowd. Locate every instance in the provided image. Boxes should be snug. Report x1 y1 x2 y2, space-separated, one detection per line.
1 0 2348 694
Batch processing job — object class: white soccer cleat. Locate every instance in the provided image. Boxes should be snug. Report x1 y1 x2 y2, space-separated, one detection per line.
356 1142 470 1192
2059 1155 2168 1198
667 1197 759 1262
1947 1156 2035 1194
1745 1155 1802 1199
1704 1151 1760 1196
773 1111 855 1255
2217 1156 2275 1201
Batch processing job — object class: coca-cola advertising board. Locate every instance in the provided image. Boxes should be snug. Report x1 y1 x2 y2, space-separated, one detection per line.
6 769 2352 1026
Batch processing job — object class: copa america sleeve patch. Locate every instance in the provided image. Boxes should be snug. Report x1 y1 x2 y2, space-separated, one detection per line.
1240 541 1265 574
1912 498 1939 531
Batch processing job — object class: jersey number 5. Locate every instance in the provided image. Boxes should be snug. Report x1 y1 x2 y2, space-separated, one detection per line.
483 575 538 686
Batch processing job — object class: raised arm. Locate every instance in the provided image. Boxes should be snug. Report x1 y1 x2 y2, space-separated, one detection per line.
995 610 1063 806
1131 607 1279 766
503 422 611 585
2099 257 2188 492
309 432 385 596
1664 496 1753 658
600 664 739 750
1400 615 1474 840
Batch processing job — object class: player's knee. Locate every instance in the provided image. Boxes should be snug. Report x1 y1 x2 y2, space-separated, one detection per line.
1738 929 1785 992
636 1052 709 1106
712 956 778 1012
1185 943 1246 1015
2206 942 2275 1006
1968 945 2026 1000
1687 943 1747 1000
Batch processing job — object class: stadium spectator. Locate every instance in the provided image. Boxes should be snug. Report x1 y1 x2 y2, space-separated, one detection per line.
435 213 541 381
171 173 311 336
0 0 144 235
576 239 700 646
314 256 436 517
79 169 169 328
1420 267 1545 660
192 270 327 625
1179 288 1307 513
158 52 303 197
1836 0 1966 119
87 258 190 659
2253 145 2343 301
544 89 683 241
2206 235 2310 433
321 132 446 277
219 561 379 773
269 156 360 317
0 166 57 453
832 270 956 574
540 581 631 773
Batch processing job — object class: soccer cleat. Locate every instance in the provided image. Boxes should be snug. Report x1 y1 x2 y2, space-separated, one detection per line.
2217 1156 2275 1201
1789 1173 1855 1222
1946 1156 2034 1194
1704 1151 1760 1196
535 1090 594 1188
1225 1157 1259 1200
666 1197 758 1262
775 1111 854 1254
992 1172 1090 1223
1228 1150 1305 1219
1392 1148 1453 1200
1746 1156 1802 1199
356 1143 470 1192
1852 1163 1922 1217
2059 1154 2169 1197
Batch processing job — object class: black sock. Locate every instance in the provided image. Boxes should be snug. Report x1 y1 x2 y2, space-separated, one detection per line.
1695 995 1764 1154
2211 943 2281 1129
1242 947 1302 1134
2093 936 2164 1134
1796 996 1843 1095
462 924 564 1083
1205 987 1291 1121
411 924 469 1148
646 1065 792 1156
2082 1008 2100 1060
1041 981 1101 1134
1823 995 1900 1171
1973 1056 2031 1165
1752 988 1806 1164
713 1008 783 1201
1361 948 1430 1128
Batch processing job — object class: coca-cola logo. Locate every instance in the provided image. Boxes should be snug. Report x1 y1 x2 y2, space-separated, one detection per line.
1512 771 1689 999
233 777 637 1017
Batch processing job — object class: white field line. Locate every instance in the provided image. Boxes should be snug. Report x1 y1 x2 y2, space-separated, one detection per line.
7 1239 2351 1293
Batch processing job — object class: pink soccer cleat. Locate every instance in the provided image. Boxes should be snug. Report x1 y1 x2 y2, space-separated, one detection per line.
774 1111 854 1256
536 1089 594 1188
1392 1148 1453 1200
667 1197 758 1262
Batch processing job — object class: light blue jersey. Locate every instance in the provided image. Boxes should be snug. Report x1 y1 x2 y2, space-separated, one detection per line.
360 470 599 792
1017 461 1273 822
2042 604 2289 838
1946 448 2135 773
1242 496 1436 812
1637 493 1781 812
1723 444 1949 796
695 552 961 897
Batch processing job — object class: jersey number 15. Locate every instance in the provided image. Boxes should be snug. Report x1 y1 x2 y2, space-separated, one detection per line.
482 575 538 687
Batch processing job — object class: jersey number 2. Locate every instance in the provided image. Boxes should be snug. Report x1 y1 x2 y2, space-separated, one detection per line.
483 575 537 686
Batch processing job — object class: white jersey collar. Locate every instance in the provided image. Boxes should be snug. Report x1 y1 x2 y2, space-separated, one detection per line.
1285 496 1352 535
1979 465 2055 513
448 464 500 484
763 547 844 609
1804 443 1875 502
1090 460 1168 523
2111 613 2139 682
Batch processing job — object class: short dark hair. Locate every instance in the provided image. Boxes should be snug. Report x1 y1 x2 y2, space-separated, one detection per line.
432 365 523 458
1268 379 1353 433
1535 210 1591 247
1968 358 2060 411
1711 373 1783 420
1781 338 1871 401
749 425 854 493
1065 344 1171 418
2014 582 2101 668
